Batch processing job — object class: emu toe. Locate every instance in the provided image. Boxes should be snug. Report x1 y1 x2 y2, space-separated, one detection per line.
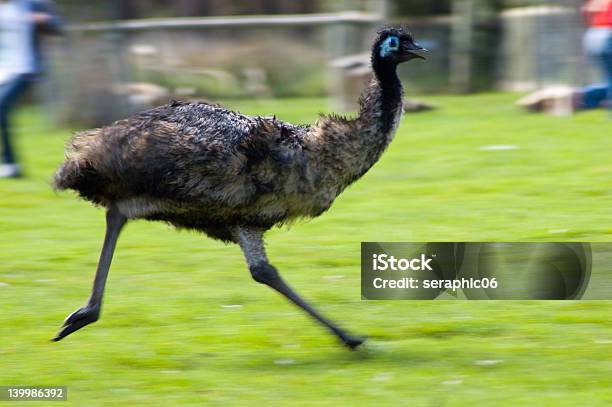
342 334 367 350
52 306 100 342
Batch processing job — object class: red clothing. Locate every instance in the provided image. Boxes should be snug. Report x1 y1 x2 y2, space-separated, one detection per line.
585 0 612 27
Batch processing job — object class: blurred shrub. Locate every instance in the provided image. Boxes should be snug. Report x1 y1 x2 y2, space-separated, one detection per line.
133 35 327 99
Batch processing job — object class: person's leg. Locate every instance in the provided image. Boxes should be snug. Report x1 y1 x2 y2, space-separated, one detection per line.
0 74 32 169
580 84 609 109
602 33 612 109
580 28 612 110
0 82 16 165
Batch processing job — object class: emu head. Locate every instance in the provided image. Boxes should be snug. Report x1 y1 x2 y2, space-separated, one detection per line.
373 26 427 65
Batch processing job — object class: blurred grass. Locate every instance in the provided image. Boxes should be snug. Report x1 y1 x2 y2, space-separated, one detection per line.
1 93 611 405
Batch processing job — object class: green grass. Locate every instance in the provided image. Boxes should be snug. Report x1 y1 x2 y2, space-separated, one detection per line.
1 94 611 405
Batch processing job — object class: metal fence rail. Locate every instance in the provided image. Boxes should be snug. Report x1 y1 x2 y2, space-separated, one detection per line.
67 11 383 32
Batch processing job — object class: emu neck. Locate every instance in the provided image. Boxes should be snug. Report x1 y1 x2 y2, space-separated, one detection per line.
346 59 403 182
367 59 403 134
305 57 404 198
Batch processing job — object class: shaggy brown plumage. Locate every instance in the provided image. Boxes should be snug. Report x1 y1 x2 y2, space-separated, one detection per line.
52 27 426 348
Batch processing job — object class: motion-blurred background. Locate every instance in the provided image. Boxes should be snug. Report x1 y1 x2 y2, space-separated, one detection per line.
43 0 600 125
2 1 611 405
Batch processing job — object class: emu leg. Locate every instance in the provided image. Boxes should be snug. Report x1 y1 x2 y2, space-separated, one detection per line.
235 227 365 350
52 206 127 341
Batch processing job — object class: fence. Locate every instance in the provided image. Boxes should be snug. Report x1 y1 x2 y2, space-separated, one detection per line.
42 2 599 126
498 4 597 91
45 12 382 125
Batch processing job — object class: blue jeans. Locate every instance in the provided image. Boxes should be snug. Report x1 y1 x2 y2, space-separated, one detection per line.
581 28 612 110
0 73 33 164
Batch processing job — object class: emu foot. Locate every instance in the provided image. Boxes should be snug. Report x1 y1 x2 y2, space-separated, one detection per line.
51 306 100 342
340 334 367 350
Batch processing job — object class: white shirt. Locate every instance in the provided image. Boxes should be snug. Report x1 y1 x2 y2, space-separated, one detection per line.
0 1 35 84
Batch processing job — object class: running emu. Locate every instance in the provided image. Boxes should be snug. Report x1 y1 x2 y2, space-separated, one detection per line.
52 27 426 348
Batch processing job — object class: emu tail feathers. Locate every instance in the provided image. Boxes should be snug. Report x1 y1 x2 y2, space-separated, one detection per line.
53 159 82 191
53 156 110 205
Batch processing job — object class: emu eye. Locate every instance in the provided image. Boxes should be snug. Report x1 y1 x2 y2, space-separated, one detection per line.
380 35 400 58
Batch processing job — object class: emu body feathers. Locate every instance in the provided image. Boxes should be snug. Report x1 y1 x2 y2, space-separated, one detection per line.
55 81 400 242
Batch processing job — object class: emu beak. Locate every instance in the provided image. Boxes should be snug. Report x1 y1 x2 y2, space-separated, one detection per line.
406 42 428 60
